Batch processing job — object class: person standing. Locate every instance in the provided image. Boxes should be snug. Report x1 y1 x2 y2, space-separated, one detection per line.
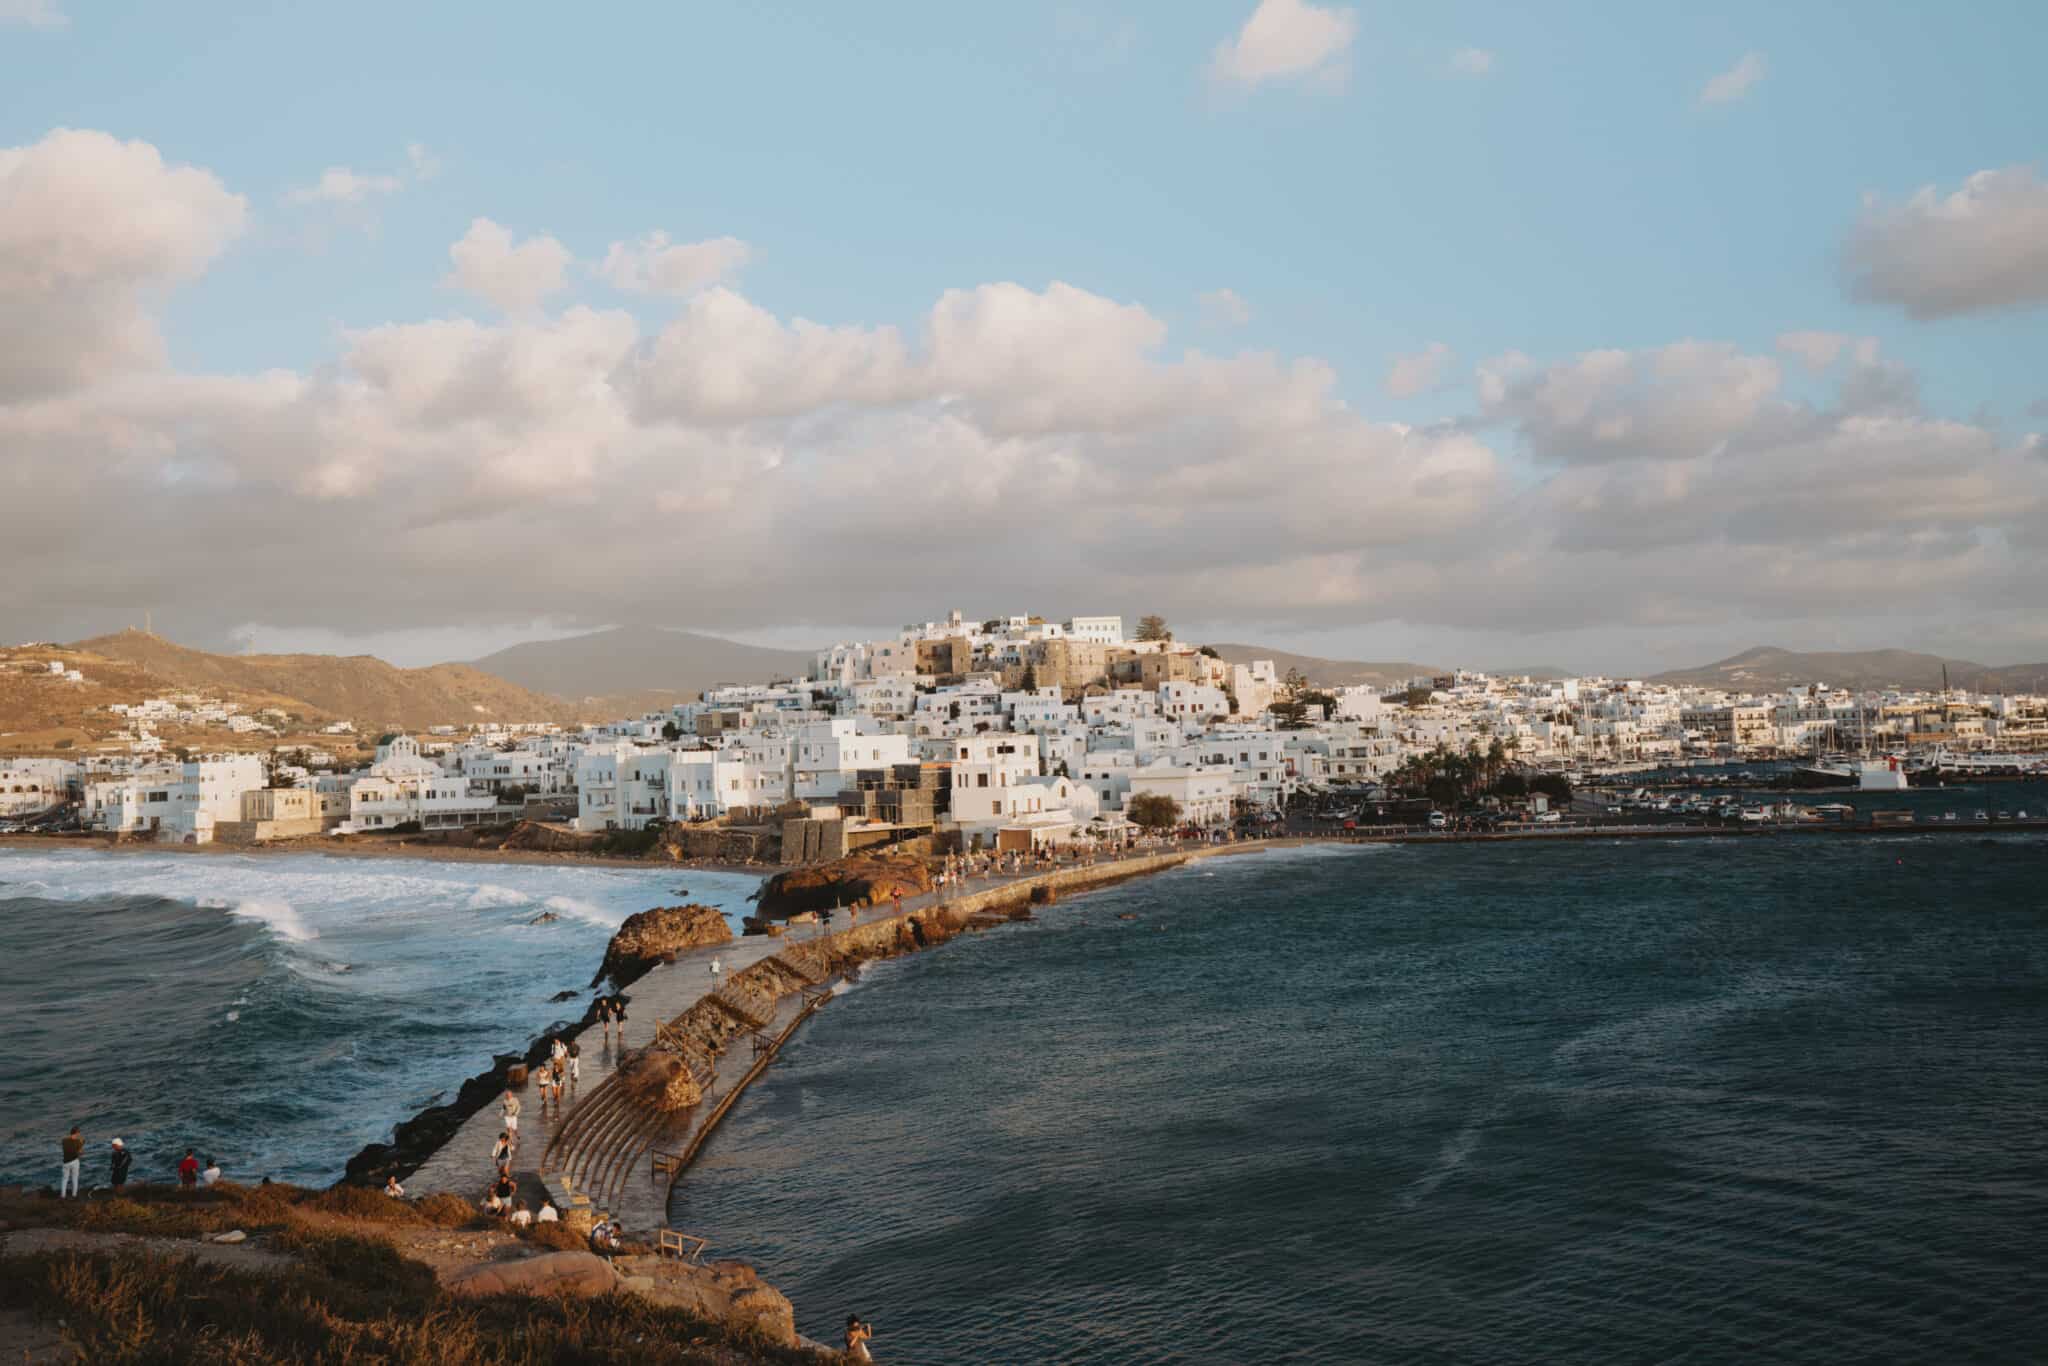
845 1315 874 1362
709 956 722 984
109 1137 131 1194
60 1125 83 1199
177 1148 200 1188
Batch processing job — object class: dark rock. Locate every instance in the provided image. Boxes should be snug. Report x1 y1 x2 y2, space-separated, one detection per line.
549 989 578 1003
589 904 732 990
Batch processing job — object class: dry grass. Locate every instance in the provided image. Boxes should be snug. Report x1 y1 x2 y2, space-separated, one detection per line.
0 1192 818 1364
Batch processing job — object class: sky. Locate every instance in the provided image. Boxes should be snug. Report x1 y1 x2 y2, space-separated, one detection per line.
2 0 2045 674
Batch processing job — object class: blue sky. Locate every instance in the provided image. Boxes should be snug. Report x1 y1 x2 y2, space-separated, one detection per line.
3 1 2045 672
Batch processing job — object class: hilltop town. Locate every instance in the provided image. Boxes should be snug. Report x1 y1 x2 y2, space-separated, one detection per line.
4 612 2046 845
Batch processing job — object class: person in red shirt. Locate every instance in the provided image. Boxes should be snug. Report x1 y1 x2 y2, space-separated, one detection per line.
177 1148 200 1188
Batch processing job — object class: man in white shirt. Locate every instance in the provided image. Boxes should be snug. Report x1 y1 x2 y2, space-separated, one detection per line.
536 1198 560 1223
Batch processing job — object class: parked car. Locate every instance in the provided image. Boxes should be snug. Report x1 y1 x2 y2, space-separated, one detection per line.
1426 811 1448 830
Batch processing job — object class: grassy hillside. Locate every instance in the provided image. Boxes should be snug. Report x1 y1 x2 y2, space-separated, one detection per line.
71 630 583 731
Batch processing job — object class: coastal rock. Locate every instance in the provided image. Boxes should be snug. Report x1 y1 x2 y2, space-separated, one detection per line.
617 1050 704 1113
208 1229 247 1244
755 852 932 920
445 1250 617 1299
549 989 578 1002
628 1257 799 1348
528 911 560 925
590 904 733 989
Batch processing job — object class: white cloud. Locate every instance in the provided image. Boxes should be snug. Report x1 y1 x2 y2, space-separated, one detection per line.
1198 288 1252 327
1384 342 1452 398
288 167 404 205
1448 48 1494 76
5 129 2046 662
1209 0 1356 91
1775 331 1850 373
0 128 245 400
1699 51 1765 105
443 217 572 315
0 0 65 28
596 232 751 296
1845 165 2048 319
406 143 441 182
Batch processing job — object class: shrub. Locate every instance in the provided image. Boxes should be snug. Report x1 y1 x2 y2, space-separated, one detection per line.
524 1220 584 1252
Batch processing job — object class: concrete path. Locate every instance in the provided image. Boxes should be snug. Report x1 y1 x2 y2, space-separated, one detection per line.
403 840 1242 1229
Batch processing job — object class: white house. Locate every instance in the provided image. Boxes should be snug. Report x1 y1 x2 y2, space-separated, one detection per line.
347 734 501 832
1127 763 1233 827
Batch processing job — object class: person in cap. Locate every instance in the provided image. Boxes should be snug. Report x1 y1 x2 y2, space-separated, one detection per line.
109 1137 131 1193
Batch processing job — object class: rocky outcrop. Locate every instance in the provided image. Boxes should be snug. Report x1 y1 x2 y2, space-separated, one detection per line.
617 1049 704 1113
617 1255 799 1347
445 1250 618 1298
755 851 932 919
486 820 606 854
590 904 732 989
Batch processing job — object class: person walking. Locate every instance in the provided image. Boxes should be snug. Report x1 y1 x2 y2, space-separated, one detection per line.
549 1035 568 1079
565 1038 581 1088
109 1137 131 1194
177 1148 200 1189
492 1131 512 1175
500 1088 521 1146
533 1063 554 1120
60 1125 83 1199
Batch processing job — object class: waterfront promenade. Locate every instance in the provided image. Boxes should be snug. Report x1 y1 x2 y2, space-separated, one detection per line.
403 846 1215 1236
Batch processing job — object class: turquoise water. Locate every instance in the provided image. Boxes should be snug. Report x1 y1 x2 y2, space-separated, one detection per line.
675 824 2048 1363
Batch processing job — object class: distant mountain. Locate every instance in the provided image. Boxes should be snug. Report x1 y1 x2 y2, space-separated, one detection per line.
468 626 815 704
71 629 581 731
1966 662 2048 694
1651 645 1995 693
1204 643 1440 690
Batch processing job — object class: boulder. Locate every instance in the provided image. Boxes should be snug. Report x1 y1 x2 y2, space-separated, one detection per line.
755 852 932 920
591 904 733 989
631 1257 799 1348
445 1250 617 1299
208 1229 247 1244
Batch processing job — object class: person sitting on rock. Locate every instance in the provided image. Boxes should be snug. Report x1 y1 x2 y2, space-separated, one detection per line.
384 1175 405 1198
535 1197 559 1223
509 1198 532 1230
588 1214 621 1261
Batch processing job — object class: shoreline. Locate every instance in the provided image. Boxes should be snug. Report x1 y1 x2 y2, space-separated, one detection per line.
0 830 786 878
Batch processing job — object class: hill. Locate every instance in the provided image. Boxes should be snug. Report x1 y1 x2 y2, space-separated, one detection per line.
469 626 815 704
71 630 581 731
1651 645 1995 693
1204 643 1440 690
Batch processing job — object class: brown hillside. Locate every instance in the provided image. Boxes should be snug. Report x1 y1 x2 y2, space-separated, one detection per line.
70 629 585 731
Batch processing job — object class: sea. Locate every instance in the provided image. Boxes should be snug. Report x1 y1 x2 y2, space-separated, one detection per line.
674 808 2048 1363
6 811 2047 1364
0 849 759 1188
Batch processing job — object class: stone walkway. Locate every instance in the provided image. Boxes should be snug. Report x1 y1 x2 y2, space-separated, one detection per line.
404 842 1234 1230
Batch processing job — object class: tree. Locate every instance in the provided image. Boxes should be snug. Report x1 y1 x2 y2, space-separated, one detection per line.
1127 793 1182 829
1136 614 1170 642
1198 644 1220 659
501 783 529 804
1403 685 1435 707
1020 663 1039 691
1530 772 1573 803
1283 666 1309 696
660 720 682 741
